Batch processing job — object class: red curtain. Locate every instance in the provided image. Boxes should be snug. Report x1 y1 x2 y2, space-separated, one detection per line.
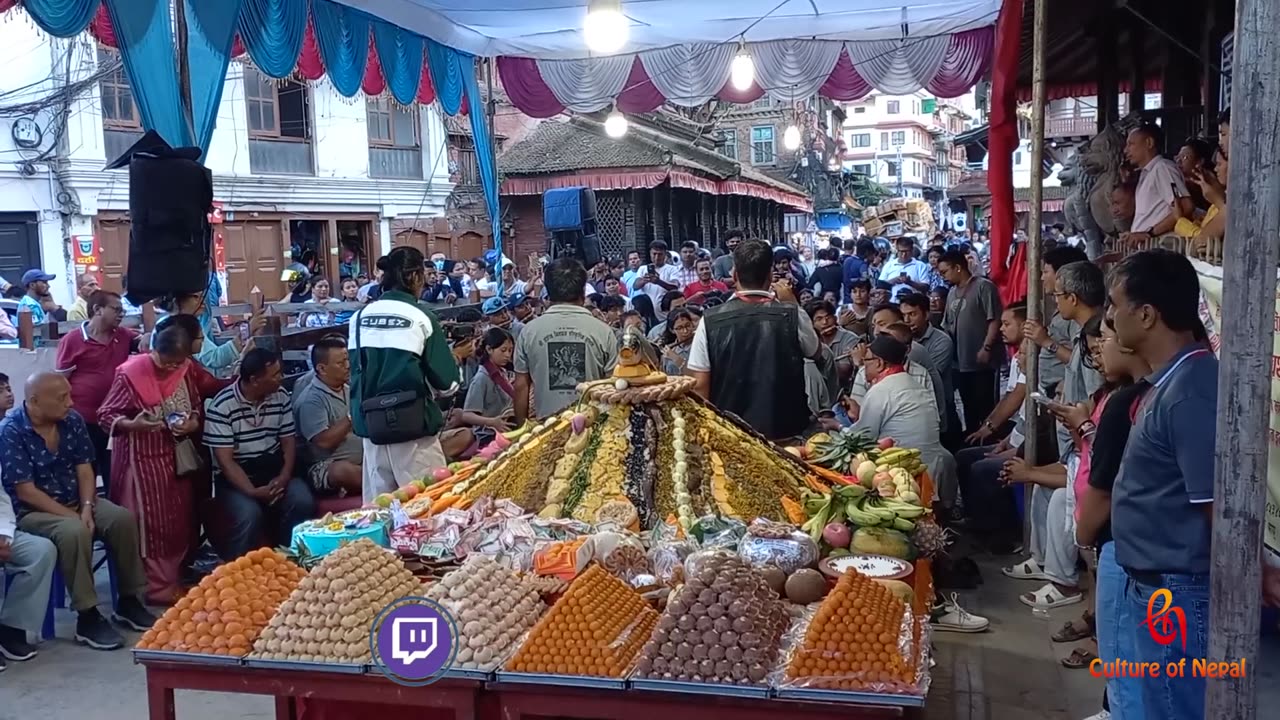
987 0 1023 290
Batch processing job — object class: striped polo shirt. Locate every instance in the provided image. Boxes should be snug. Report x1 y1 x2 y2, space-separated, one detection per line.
203 382 296 461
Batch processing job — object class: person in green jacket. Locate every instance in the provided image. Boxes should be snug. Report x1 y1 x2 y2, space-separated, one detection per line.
348 246 462 502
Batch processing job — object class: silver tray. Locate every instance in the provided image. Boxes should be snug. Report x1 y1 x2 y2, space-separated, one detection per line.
243 658 368 675
132 649 243 666
442 667 495 681
629 678 773 699
494 671 628 690
773 687 926 708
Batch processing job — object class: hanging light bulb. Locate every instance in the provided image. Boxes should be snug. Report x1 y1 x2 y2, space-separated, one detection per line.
730 42 755 91
783 124 801 150
605 109 629 138
584 0 628 54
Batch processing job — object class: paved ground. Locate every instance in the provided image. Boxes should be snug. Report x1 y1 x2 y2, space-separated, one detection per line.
2 557 1277 720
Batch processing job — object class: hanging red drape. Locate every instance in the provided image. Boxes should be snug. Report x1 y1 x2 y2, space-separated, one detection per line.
295 19 325 80
987 0 1023 290
1000 240 1028 307
0 1 16 14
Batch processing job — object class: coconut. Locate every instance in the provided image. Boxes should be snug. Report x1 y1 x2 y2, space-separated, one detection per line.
783 569 828 605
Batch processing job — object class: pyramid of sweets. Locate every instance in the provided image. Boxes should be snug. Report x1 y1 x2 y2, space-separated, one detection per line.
505 564 657 677
251 539 420 664
783 569 918 692
422 555 546 670
137 548 305 656
632 554 789 685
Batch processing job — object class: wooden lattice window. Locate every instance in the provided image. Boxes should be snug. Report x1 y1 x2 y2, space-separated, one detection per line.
245 67 310 140
367 96 420 148
596 192 628 259
98 49 139 129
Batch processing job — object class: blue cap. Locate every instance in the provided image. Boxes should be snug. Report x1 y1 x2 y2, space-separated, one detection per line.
22 269 54 286
481 297 508 316
506 292 528 310
483 249 502 267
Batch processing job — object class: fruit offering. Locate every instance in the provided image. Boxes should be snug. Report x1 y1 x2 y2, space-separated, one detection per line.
137 548 305 655
423 555 545 671
784 569 918 692
633 555 789 685
251 539 420 664
506 564 657 677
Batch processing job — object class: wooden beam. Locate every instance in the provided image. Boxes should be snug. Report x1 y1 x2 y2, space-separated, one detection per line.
1127 13 1146 116
1096 12 1118 130
1206 0 1278 717
1022 0 1047 468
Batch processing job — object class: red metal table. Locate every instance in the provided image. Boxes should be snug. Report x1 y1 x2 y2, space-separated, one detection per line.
140 662 485 720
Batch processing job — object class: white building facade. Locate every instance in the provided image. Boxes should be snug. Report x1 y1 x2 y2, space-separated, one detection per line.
0 29 453 307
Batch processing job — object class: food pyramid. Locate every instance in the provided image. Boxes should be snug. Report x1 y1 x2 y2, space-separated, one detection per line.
137 548 305 656
251 539 420 664
454 371 821 529
633 554 789 685
423 555 546 671
783 570 919 692
506 564 658 677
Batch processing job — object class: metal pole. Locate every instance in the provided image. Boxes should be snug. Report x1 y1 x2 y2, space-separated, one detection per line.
1206 0 1278 716
486 57 502 295
173 0 196 143
1022 0 1047 466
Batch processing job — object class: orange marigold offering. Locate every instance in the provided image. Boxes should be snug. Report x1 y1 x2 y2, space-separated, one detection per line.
783 569 921 693
136 548 306 656
505 564 657 678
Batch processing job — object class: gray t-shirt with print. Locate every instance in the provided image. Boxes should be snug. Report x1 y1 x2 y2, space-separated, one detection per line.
464 365 514 419
293 375 362 467
514 304 620 419
943 276 1002 372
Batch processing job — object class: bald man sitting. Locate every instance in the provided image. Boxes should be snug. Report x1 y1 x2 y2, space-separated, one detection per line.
0 372 155 651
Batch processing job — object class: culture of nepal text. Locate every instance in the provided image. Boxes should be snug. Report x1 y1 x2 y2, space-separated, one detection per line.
1089 658 1246 679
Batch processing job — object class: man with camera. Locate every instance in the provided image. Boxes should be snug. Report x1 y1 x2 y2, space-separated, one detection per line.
632 241 682 314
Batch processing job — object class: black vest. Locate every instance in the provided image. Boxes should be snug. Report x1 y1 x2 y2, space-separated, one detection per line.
703 298 810 440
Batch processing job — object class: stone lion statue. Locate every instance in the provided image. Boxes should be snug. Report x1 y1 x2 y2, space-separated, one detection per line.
1060 114 1142 259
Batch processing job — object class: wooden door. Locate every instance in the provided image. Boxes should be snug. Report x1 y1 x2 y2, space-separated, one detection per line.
96 219 130 293
394 229 429 254
0 213 39 289
222 221 286 302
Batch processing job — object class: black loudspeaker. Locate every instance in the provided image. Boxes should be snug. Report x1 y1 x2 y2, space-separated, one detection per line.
550 230 602 268
543 186 597 232
110 131 213 305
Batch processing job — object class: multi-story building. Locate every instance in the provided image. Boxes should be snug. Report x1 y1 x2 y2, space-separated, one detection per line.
839 91 971 201
0 30 453 307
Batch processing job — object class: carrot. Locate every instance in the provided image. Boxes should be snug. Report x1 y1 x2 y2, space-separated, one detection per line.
808 464 852 487
429 495 462 514
425 482 454 500
802 474 830 493
780 496 806 524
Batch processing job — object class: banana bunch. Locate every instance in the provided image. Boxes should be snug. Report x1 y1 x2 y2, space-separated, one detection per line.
875 447 926 477
844 494 929 532
799 485 867 541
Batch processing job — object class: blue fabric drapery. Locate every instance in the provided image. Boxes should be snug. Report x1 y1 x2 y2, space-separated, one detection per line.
185 0 243 153
20 0 99 36
102 0 194 149
311 0 368 98
371 20 424 106
235 0 307 79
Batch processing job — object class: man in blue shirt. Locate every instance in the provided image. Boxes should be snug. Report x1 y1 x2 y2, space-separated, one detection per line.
1108 250 1216 720
17 269 57 325
0 372 154 651
840 238 875 303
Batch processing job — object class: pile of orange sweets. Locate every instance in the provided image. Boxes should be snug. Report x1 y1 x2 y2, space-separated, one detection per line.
783 569 920 693
136 548 306 656
506 564 657 677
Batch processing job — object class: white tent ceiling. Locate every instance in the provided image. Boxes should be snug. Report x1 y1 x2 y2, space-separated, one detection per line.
335 0 1003 58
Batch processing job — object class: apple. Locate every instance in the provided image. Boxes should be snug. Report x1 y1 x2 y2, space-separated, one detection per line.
877 437 896 450
374 494 394 508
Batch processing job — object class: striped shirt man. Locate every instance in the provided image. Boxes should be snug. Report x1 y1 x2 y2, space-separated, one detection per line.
204 382 296 466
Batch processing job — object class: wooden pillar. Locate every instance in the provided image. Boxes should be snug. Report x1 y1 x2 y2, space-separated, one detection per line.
1201 2 1220 134
1096 14 1118 130
1206 1 1278 717
652 187 666 246
1023 0 1048 471
17 309 34 350
1127 15 1146 117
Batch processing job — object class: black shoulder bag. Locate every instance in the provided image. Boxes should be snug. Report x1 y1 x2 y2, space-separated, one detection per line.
354 307 428 445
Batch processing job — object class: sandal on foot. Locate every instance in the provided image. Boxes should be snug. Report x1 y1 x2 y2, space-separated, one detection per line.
1002 559 1050 581
1051 619 1094 643
1061 647 1098 669
1020 583 1084 610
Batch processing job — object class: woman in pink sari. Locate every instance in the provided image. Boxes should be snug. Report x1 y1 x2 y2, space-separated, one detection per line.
100 323 209 604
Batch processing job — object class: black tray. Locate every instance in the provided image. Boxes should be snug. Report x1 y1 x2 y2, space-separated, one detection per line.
243 657 368 674
774 686 926 707
132 649 243 666
494 670 628 690
629 677 772 699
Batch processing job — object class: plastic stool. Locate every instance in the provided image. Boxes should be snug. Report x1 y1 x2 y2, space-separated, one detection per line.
41 547 119 640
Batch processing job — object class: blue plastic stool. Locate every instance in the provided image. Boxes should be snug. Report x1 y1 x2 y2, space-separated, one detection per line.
41 546 118 640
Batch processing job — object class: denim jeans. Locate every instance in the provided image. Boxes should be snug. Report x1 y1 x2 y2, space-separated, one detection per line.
1126 571 1209 720
218 478 315 560
1096 543 1144 720
0 532 57 634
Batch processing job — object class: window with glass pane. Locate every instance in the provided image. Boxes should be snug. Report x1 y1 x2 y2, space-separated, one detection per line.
851 133 870 148
367 97 419 147
751 126 774 165
718 128 737 159
886 100 900 114
891 131 905 146
245 69 279 137
880 133 889 151
98 49 139 128
887 162 899 176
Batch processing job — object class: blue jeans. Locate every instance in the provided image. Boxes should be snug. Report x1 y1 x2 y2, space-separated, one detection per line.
1126 571 1209 720
1096 543 1144 720
218 478 315 560
1 532 57 634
